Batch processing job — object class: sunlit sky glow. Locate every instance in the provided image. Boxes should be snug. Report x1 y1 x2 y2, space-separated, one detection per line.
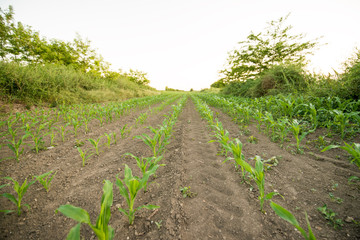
1 0 359 90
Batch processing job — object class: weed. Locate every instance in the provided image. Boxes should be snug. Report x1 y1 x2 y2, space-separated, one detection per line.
180 186 197 198
317 204 343 229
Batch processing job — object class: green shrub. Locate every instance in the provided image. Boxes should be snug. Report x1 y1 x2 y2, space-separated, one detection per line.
0 61 157 105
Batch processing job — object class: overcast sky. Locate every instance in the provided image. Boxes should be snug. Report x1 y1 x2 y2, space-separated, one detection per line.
1 0 359 90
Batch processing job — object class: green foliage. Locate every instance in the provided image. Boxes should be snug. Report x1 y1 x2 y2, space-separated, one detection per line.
270 201 316 240
222 64 310 97
124 69 150 86
341 48 360 100
88 136 103 156
124 153 163 192
317 204 343 229
77 147 94 167
33 170 57 192
180 186 197 198
0 6 156 105
56 180 114 240
322 142 360 169
220 14 319 83
1 176 36 215
115 164 159 225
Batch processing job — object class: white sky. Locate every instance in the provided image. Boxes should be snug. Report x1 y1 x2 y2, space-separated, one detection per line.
1 0 359 90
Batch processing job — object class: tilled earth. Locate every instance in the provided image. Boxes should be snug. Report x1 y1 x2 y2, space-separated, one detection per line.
0 97 359 239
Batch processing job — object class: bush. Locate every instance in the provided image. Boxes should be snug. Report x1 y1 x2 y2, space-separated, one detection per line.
221 64 309 97
342 60 360 100
0 61 156 105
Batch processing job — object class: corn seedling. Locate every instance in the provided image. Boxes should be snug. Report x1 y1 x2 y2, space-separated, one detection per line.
120 124 131 139
289 120 314 154
125 153 163 192
33 170 57 192
115 164 159 225
1 177 36 215
29 131 46 153
56 180 114 240
224 139 247 180
270 201 316 240
49 130 57 147
104 133 112 148
88 136 103 156
135 112 148 126
322 142 360 169
59 123 70 142
77 147 94 167
6 132 29 162
155 220 162 229
317 204 343 229
248 136 258 144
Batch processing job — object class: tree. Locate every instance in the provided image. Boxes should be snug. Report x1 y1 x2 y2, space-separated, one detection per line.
210 79 226 88
125 69 150 85
219 14 320 83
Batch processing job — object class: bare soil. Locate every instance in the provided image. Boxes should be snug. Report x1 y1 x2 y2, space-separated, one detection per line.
0 98 359 239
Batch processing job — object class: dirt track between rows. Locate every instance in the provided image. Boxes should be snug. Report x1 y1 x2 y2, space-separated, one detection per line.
1 97 359 239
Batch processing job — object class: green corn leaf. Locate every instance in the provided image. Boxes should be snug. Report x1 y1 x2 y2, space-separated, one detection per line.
118 208 129 217
115 178 130 205
270 201 309 239
56 205 91 225
321 145 339 152
1 193 18 205
66 222 81 240
0 183 10 189
270 201 299 226
129 179 140 199
136 204 160 211
305 212 316 240
0 209 15 214
265 192 279 200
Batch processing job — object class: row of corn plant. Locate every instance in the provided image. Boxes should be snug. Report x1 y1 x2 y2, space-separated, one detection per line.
192 94 316 239
56 95 188 238
0 94 173 162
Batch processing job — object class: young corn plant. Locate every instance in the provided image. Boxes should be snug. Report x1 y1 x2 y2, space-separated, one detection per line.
322 142 360 169
289 120 314 154
125 153 164 192
6 132 29 162
246 156 279 212
270 201 316 240
116 164 160 225
59 123 70 142
120 124 131 139
104 133 112 148
56 180 114 240
135 127 166 157
33 170 57 192
77 147 94 167
224 139 247 180
88 136 103 156
1 177 37 215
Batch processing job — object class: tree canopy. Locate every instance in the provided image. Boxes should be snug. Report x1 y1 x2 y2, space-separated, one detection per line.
219 14 320 83
0 6 151 86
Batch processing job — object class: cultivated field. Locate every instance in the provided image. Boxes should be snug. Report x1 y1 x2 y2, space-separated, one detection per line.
0 93 359 239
